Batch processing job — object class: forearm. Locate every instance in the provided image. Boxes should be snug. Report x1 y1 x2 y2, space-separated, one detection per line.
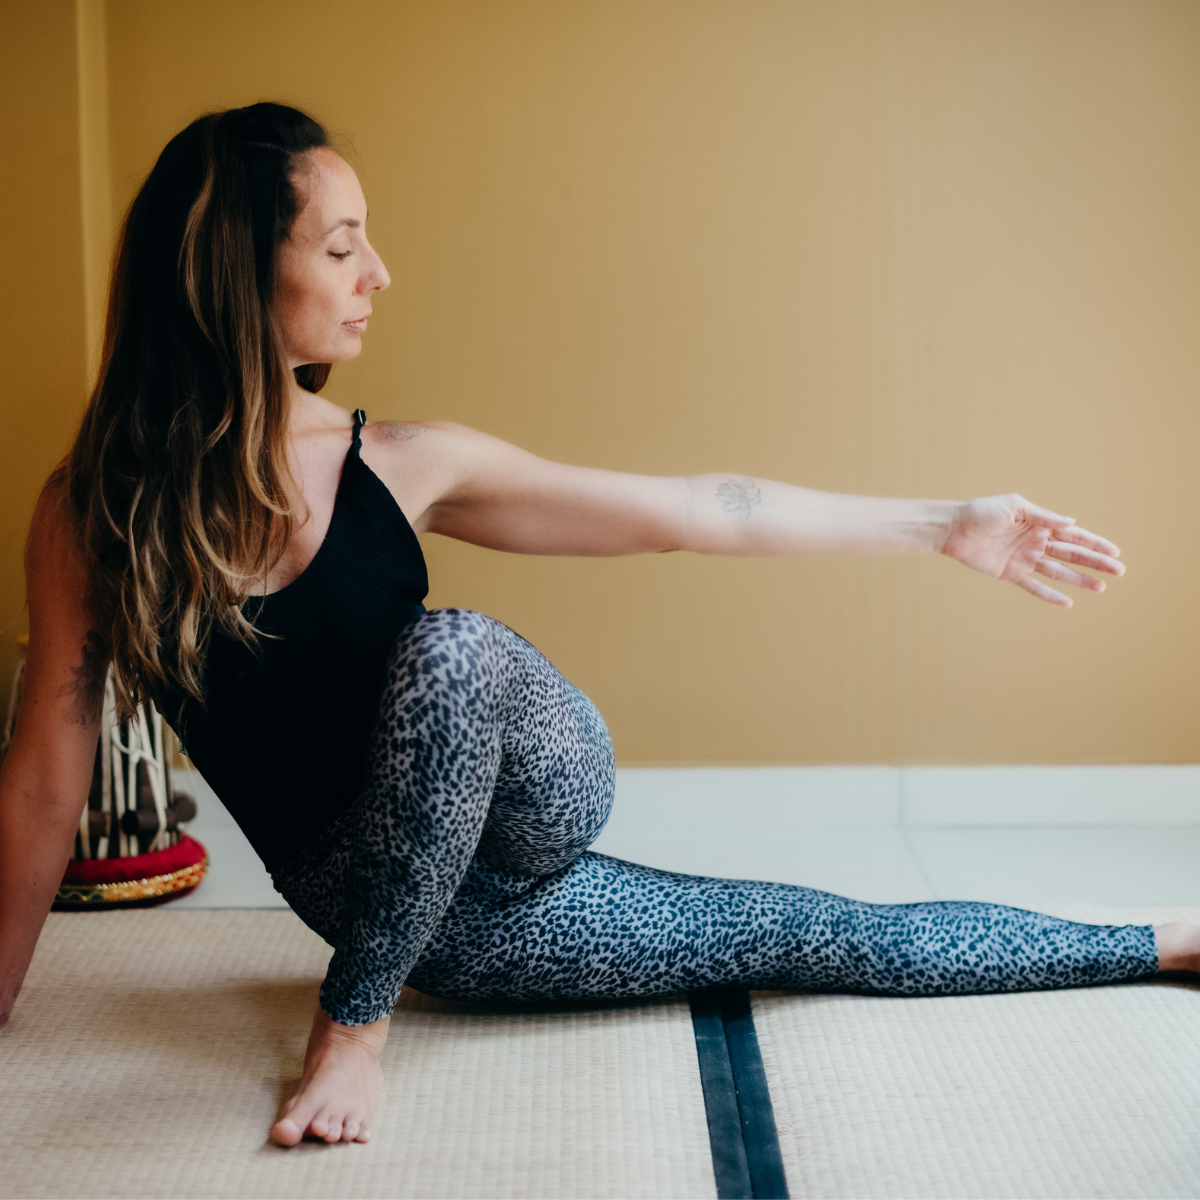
0 762 86 1025
681 474 962 557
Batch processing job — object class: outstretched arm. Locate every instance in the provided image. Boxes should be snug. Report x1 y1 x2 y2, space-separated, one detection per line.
683 478 1121 607
365 422 1123 606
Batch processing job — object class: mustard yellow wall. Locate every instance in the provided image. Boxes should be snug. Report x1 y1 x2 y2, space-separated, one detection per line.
0 2 91 697
6 1 1200 763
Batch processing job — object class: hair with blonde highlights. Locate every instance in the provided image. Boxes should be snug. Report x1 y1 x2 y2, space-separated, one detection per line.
64 103 331 721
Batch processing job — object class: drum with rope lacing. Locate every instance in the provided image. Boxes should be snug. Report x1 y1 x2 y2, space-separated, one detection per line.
2 636 208 907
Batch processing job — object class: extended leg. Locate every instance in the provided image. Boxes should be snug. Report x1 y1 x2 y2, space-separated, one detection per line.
410 852 1159 1002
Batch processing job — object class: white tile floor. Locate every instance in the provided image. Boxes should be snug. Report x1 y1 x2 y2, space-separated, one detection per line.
172 765 1200 911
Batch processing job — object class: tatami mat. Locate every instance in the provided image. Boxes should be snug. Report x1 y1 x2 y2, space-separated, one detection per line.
1 910 715 1200
754 904 1200 1199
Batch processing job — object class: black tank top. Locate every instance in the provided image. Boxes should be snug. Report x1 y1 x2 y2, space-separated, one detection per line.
157 411 429 871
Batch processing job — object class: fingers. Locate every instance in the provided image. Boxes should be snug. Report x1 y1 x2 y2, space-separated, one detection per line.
1048 523 1122 561
1044 537 1124 577
1034 556 1105 593
1015 574 1073 607
1013 498 1124 565
1020 500 1076 531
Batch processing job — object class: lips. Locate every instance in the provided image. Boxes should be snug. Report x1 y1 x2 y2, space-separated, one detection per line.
343 317 369 332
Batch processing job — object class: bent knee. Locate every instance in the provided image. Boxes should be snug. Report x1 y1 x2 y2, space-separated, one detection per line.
376 609 513 709
413 606 495 637
390 608 499 660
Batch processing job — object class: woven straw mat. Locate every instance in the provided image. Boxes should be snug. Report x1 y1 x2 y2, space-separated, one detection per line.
0 909 715 1200
754 903 1200 1199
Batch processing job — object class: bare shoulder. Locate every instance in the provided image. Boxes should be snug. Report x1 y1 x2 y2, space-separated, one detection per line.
373 419 429 443
25 472 94 628
362 418 475 449
25 472 83 586
360 419 503 474
357 419 536 532
22 473 106 731
357 420 466 528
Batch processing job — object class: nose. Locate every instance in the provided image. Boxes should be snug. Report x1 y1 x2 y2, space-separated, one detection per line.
360 243 390 294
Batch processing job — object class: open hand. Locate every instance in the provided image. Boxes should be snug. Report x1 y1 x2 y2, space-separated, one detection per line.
940 494 1124 607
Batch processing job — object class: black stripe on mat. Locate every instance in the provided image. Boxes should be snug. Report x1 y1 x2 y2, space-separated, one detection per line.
689 991 752 1198
689 990 789 1200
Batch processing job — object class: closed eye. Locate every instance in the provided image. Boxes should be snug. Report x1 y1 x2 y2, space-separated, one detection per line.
329 250 352 260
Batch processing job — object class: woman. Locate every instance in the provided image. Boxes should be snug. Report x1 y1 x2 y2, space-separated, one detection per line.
1 103 1195 1149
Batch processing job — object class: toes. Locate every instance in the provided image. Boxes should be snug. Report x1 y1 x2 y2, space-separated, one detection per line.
278 1093 324 1146
356 1117 372 1144
270 1117 304 1147
277 1108 355 1147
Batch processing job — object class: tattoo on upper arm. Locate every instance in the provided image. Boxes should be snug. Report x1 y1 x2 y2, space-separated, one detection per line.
716 478 764 520
378 421 424 442
58 630 108 726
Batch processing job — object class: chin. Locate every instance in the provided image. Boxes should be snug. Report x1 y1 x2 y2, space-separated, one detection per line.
314 339 363 365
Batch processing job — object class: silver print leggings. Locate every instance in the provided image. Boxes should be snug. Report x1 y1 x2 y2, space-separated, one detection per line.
272 609 1158 1026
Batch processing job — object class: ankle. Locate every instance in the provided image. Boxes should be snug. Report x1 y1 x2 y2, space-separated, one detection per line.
1154 922 1200 973
309 1007 390 1059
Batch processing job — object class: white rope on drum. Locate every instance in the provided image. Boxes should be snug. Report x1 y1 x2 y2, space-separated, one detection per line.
109 699 174 855
110 706 129 859
97 675 115 860
5 655 178 860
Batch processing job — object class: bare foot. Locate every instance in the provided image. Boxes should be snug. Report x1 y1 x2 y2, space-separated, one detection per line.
271 1007 389 1146
1154 922 1200 974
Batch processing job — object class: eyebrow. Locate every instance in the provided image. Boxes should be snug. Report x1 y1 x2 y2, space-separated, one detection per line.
322 215 365 237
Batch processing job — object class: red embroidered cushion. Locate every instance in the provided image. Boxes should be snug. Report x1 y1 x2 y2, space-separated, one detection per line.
55 835 208 907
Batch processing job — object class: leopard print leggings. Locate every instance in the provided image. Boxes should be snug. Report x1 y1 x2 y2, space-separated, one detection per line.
272 608 1158 1026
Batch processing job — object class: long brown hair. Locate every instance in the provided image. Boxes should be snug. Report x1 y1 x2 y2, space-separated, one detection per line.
64 103 331 720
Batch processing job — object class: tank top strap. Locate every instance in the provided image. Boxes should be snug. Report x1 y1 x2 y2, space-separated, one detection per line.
351 409 367 451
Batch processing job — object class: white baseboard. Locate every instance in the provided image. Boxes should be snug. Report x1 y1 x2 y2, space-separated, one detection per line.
612 767 899 826
901 766 1200 827
612 765 1200 828
178 764 1200 833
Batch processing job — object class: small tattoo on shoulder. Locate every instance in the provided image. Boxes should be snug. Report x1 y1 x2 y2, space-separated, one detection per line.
59 630 108 725
716 478 764 520
379 421 424 442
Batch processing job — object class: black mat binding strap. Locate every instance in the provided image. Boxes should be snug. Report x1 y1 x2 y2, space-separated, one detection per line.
690 991 753 1198
689 989 789 1200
